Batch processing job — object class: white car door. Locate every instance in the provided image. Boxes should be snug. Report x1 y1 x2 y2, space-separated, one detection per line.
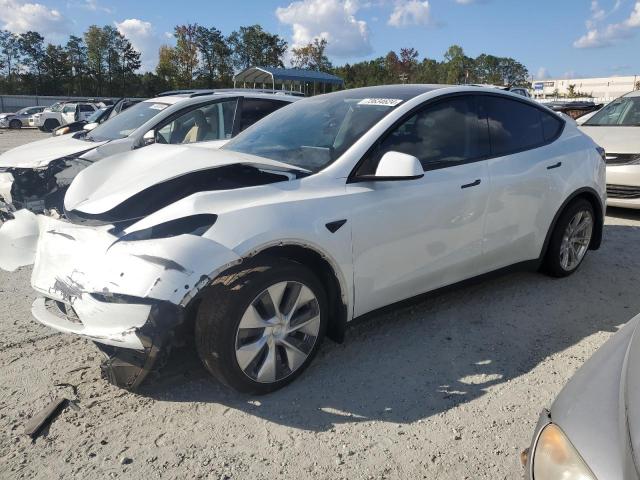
61 104 77 124
478 95 567 271
348 95 491 317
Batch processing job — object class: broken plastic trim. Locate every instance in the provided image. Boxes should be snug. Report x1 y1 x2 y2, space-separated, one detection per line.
95 300 185 390
117 214 218 242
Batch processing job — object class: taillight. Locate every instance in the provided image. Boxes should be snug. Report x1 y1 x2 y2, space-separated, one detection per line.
596 146 606 163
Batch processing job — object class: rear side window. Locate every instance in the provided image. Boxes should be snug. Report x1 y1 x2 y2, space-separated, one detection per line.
483 97 545 156
358 95 490 174
80 104 95 112
240 99 287 132
541 111 563 141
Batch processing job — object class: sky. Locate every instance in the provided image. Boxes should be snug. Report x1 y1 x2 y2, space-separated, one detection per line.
0 0 639 79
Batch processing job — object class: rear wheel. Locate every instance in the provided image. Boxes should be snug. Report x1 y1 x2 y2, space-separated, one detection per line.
195 258 327 394
543 198 594 277
9 119 21 129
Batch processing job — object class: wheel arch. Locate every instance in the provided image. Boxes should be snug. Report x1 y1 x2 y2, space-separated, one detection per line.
539 187 604 262
189 241 350 344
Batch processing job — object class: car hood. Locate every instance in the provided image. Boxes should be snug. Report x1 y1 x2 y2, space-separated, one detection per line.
550 314 640 479
64 144 303 215
0 112 15 119
0 134 107 169
579 125 640 154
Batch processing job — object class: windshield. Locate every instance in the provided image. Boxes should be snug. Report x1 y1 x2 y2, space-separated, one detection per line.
87 108 108 123
50 103 64 113
223 91 406 172
86 101 169 141
585 96 640 126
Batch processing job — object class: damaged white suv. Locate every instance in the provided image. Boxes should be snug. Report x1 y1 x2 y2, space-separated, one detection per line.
0 90 297 221
21 85 605 394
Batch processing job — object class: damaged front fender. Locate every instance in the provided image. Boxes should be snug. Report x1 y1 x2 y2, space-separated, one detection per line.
0 209 40 271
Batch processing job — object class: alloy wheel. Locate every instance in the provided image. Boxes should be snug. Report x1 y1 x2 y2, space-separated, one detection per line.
559 210 593 271
235 281 321 383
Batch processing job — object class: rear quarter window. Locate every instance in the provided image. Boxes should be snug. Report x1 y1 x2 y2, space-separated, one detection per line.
483 96 546 156
541 111 563 141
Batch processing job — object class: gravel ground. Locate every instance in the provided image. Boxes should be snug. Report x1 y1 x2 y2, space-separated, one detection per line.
1 128 639 480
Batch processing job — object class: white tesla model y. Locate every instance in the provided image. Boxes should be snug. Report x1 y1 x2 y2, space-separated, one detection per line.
20 85 606 393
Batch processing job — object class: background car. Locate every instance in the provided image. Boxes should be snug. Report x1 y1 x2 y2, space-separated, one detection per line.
52 98 142 136
0 90 299 218
523 312 640 480
16 85 606 393
546 100 603 120
0 106 46 129
579 90 640 209
33 101 100 132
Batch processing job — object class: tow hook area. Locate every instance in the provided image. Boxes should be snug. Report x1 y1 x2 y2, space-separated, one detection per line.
94 301 185 390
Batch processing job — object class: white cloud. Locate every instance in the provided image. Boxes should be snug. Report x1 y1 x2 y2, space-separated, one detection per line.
115 18 159 72
536 67 550 79
388 0 431 27
82 0 111 14
454 0 488 4
0 0 69 39
574 0 640 48
276 0 372 57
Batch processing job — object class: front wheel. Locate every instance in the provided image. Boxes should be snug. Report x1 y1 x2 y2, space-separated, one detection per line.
543 198 595 277
9 119 21 129
195 258 327 394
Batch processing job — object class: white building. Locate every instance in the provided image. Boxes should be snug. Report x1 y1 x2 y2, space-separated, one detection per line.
532 75 640 101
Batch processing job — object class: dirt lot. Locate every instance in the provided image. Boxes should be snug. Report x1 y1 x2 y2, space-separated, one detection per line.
1 128 639 480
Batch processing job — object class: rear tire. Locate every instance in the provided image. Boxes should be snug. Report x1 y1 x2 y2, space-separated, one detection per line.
42 119 59 132
542 198 595 277
195 257 328 394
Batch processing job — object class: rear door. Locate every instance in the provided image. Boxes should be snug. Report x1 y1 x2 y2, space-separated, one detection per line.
479 95 566 271
78 104 96 121
236 98 290 134
349 95 492 316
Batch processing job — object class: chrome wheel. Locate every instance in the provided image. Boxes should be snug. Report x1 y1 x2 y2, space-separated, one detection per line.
559 210 593 271
235 281 321 384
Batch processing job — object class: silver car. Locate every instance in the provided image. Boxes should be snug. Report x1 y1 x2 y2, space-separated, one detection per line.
523 313 640 479
0 106 45 128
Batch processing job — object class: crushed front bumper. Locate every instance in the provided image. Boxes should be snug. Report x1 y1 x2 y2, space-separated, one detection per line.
28 215 241 388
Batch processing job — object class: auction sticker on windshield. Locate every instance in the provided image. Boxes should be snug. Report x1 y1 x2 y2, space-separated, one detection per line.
358 98 403 107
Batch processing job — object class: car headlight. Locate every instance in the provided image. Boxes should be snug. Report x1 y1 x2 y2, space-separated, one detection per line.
533 424 596 480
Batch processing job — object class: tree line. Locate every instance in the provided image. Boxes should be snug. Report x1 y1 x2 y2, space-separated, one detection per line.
0 23 530 99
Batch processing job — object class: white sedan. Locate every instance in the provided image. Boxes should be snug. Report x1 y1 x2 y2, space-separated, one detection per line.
19 85 606 393
578 90 640 209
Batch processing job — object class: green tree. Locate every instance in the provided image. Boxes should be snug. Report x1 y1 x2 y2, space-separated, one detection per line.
84 25 109 95
443 45 473 84
156 45 179 89
66 35 88 95
18 31 46 94
291 38 332 72
173 24 199 87
499 57 529 87
195 25 232 88
42 44 71 95
0 30 20 93
228 25 287 70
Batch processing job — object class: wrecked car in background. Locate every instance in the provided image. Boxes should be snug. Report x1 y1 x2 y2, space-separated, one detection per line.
522 312 640 480
15 85 605 393
52 98 143 137
0 106 46 129
0 90 299 222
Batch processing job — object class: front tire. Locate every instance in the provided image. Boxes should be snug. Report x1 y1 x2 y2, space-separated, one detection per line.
42 119 60 132
9 119 21 129
195 258 328 394
543 198 595 277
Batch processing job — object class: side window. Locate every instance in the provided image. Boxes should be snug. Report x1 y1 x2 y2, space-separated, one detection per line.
80 104 95 112
62 104 76 114
358 96 489 174
240 99 287 132
483 96 545 156
541 111 563 141
156 99 238 144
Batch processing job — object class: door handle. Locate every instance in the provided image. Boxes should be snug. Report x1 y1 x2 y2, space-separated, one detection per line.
461 179 481 189
547 162 562 170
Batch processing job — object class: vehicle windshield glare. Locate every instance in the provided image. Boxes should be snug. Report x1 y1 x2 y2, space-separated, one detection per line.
585 96 640 126
86 101 169 142
223 91 407 172
87 108 108 123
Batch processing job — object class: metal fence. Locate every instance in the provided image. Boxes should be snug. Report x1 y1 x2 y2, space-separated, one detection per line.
0 95 126 112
